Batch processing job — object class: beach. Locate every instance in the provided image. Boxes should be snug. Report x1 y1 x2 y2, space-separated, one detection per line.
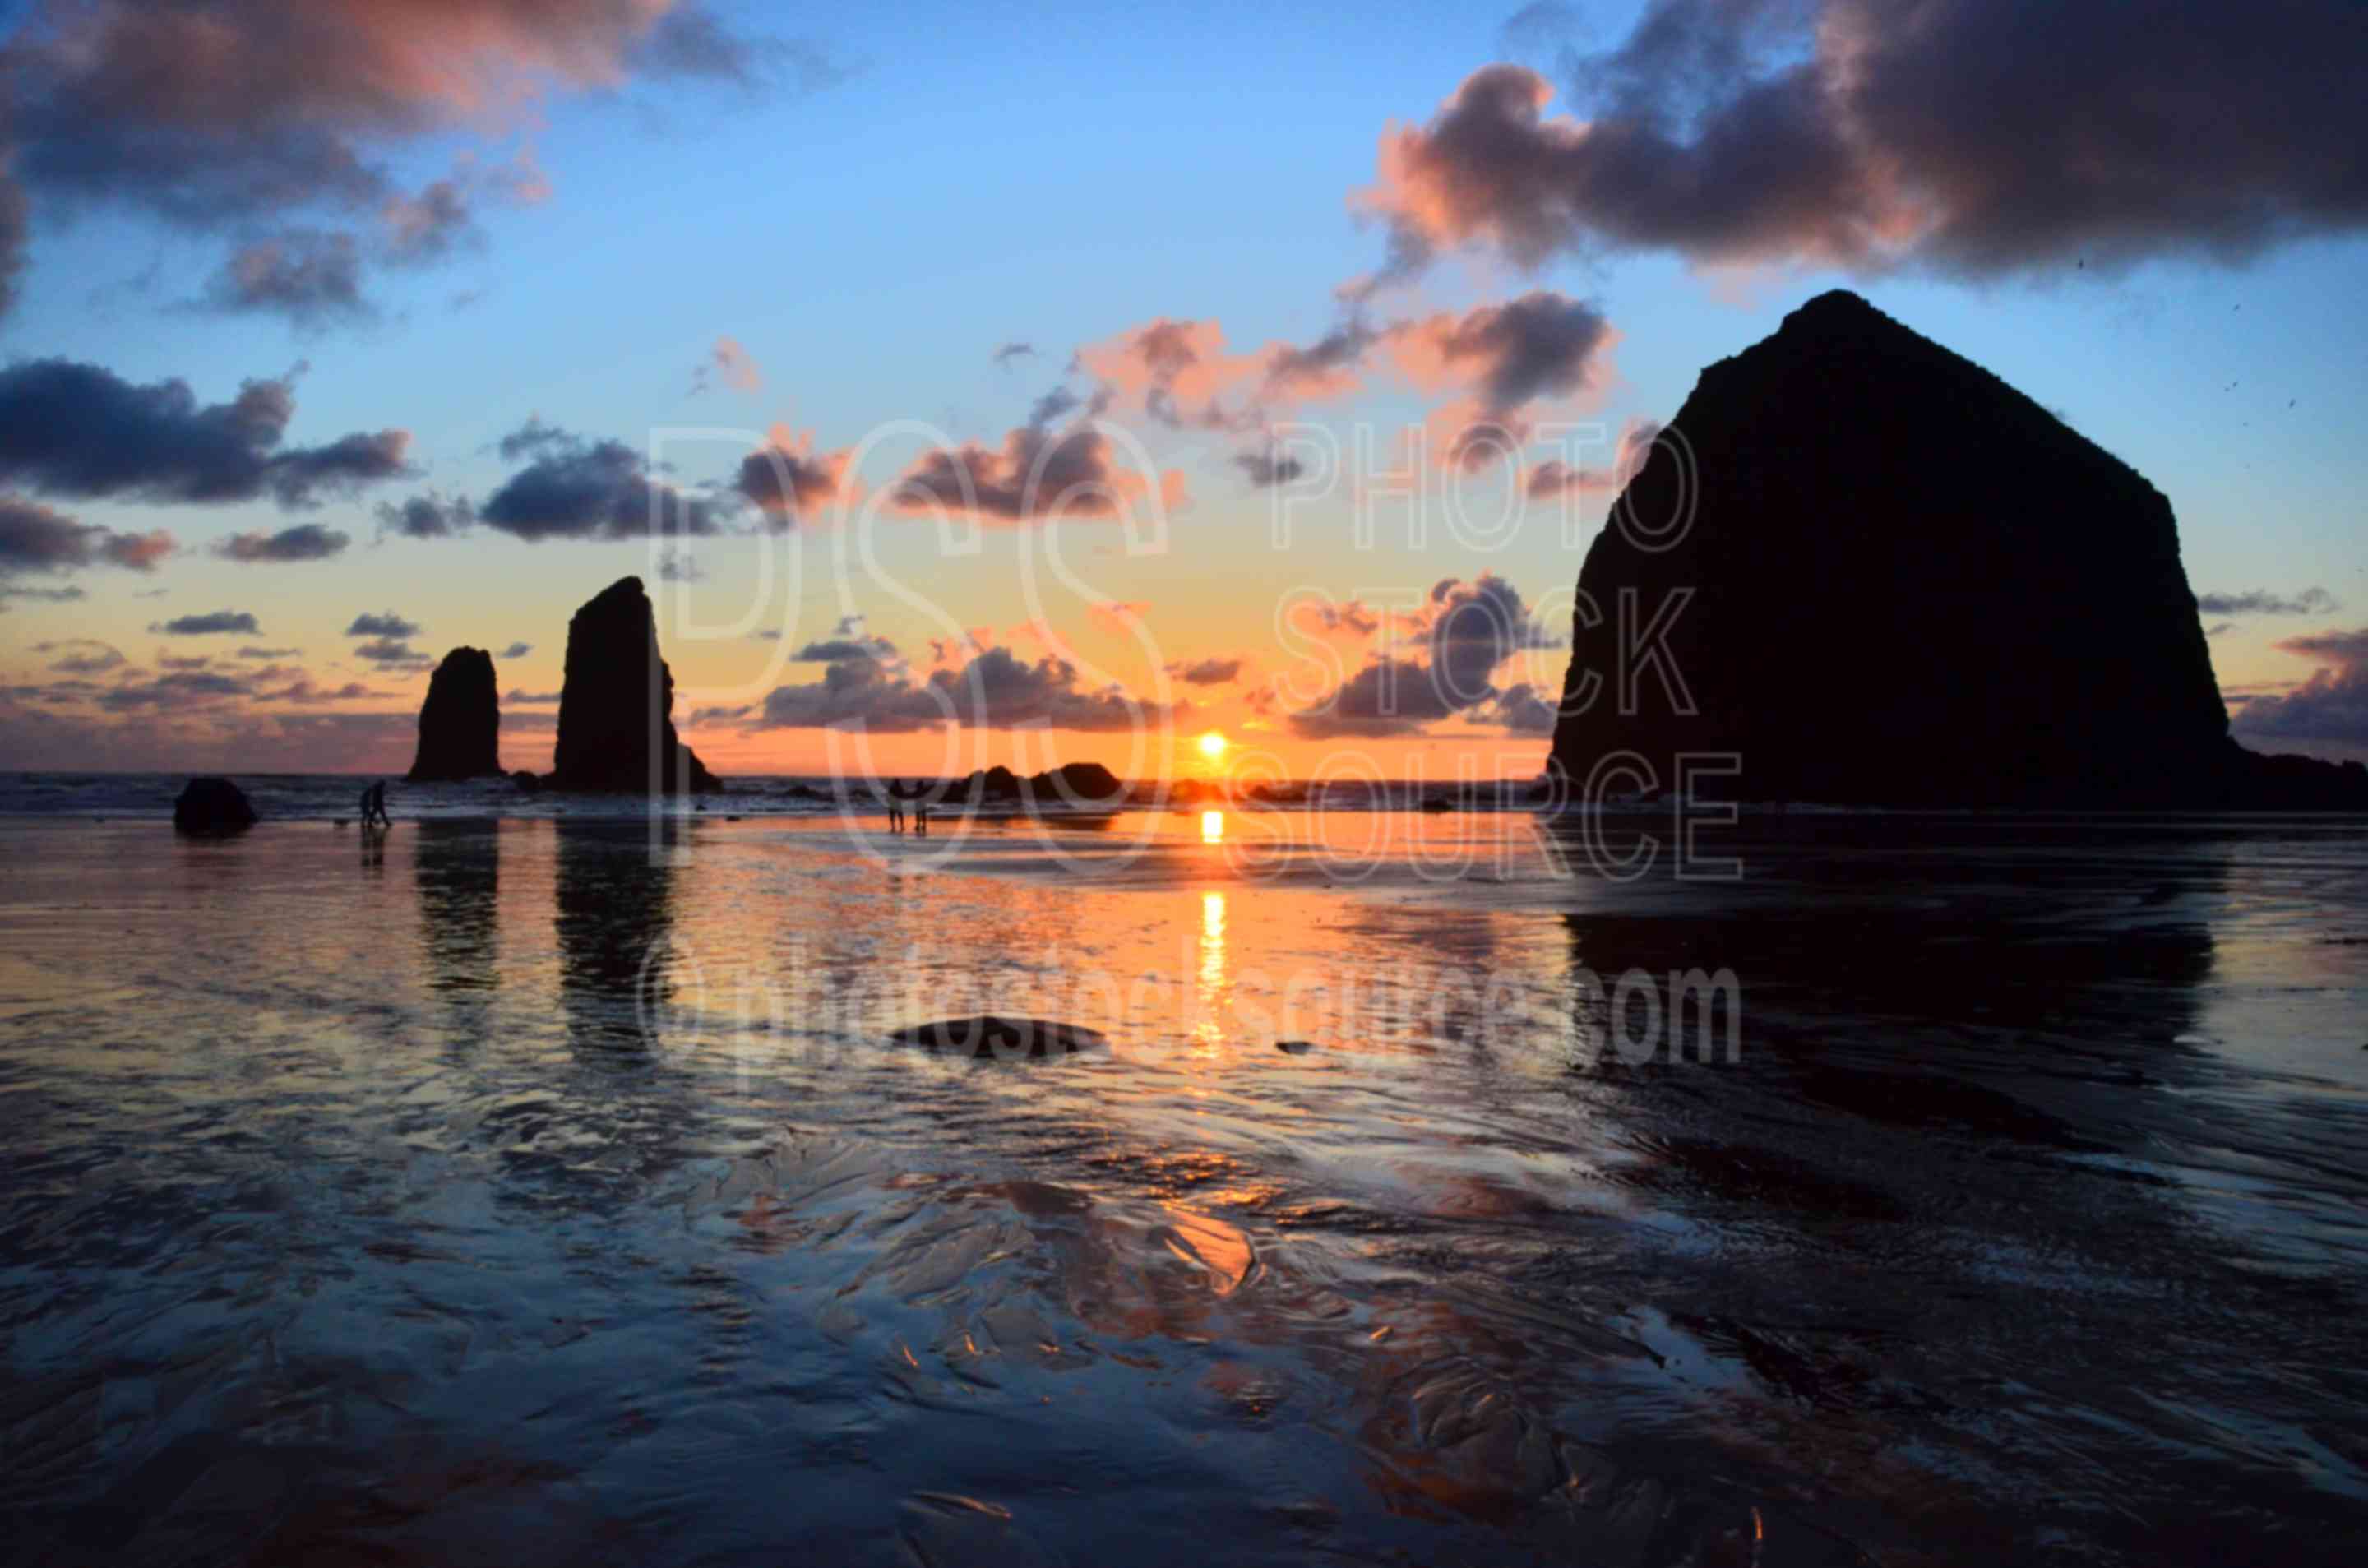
2 805 2364 1564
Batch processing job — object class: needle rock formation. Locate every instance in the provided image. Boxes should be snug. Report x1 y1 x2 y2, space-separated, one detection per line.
406 647 502 782
545 576 722 793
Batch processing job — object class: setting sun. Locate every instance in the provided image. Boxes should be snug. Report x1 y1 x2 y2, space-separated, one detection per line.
1197 731 1228 761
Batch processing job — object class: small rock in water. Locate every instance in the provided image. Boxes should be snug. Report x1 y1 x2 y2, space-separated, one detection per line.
172 777 256 835
1275 1039 1316 1055
889 1015 1106 1058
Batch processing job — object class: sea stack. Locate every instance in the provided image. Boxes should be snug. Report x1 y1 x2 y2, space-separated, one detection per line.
172 777 256 834
405 647 502 782
545 576 721 793
1549 290 2366 809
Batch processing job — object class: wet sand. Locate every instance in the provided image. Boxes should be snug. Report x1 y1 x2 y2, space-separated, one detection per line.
0 811 2363 1564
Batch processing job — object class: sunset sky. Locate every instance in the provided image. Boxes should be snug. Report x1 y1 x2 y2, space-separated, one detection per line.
2 0 2362 779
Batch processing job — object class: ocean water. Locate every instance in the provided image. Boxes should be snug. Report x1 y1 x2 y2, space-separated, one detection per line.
2 804 2365 1563
0 771 1552 823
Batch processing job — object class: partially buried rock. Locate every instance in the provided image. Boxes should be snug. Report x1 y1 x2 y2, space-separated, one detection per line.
510 769 541 793
406 646 502 782
1275 1039 1316 1055
544 576 722 793
889 1015 1107 1058
173 777 256 834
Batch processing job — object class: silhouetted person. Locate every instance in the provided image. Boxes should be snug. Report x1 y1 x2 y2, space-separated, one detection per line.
913 782 931 835
885 779 906 833
365 779 391 829
358 781 373 826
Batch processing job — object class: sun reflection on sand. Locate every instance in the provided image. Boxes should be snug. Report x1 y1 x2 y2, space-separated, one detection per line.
1194 888 1230 1053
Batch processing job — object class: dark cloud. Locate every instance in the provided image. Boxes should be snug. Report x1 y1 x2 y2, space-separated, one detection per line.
992 341 1036 368
96 670 253 712
0 358 409 507
353 636 431 668
213 522 350 562
1288 657 1458 739
151 610 261 636
35 638 124 675
1233 448 1305 488
1026 384 1083 430
1291 598 1382 641
344 610 418 637
236 645 301 659
375 492 475 539
497 416 574 463
262 430 411 506
2195 587 2339 617
0 583 88 607
382 178 475 265
1426 572 1561 705
1261 321 1378 401
2232 628 2368 749
480 423 728 540
1362 4 2368 282
257 677 377 703
0 171 27 322
1288 574 1559 738
505 688 561 705
1394 291 1612 437
0 494 176 576
1487 681 1561 734
498 641 532 659
628 7 848 93
0 2 844 324
894 424 1154 525
654 547 705 583
734 435 846 525
201 229 369 327
1168 656 1245 687
793 636 900 663
750 645 1178 733
1526 416 1660 497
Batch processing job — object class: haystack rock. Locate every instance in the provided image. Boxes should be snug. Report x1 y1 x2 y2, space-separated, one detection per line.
406 647 502 782
545 576 721 793
1549 290 2366 809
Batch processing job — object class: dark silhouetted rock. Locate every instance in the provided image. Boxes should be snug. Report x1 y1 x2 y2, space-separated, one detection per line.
1549 291 2367 809
1275 1039 1316 1055
510 769 541 793
173 777 255 834
406 646 502 782
889 1015 1108 1058
946 760 1126 807
544 577 722 793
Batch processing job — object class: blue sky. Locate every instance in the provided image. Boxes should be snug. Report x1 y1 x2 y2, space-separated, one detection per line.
2 0 2362 775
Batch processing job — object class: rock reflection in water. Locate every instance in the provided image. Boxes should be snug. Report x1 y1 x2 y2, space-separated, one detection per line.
414 822 499 1055
554 821 682 1061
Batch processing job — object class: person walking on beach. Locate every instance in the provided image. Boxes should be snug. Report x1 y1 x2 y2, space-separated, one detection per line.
358 780 374 827
911 782 930 836
885 779 906 834
363 779 391 830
